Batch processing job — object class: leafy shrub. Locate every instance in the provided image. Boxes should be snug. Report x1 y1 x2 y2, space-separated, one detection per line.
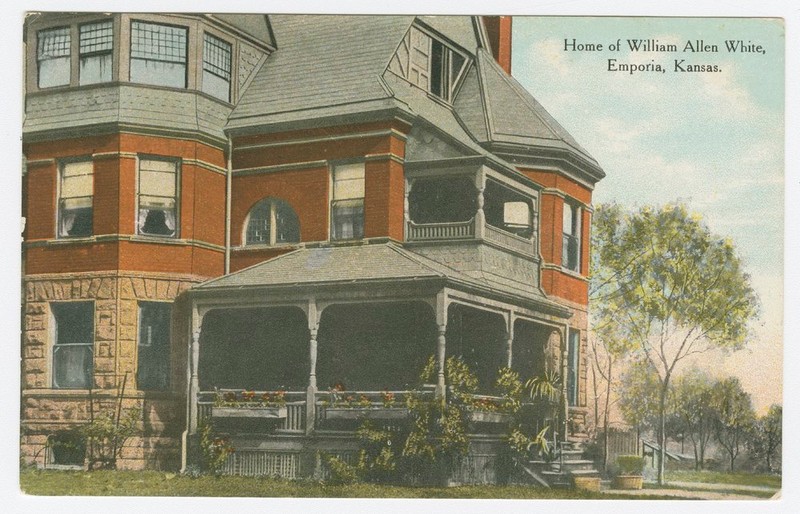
615 455 645 475
198 421 235 475
79 404 141 470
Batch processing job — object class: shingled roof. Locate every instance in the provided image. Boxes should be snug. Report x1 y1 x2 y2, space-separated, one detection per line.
227 15 603 184
194 242 568 316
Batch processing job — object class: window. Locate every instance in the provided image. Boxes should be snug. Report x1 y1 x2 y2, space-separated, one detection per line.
331 163 365 240
48 432 86 468
130 21 187 88
202 33 232 102
245 198 300 245
58 160 93 238
396 26 468 102
52 302 93 389
484 180 534 238
137 158 178 237
137 302 171 390
562 202 581 272
567 329 580 406
37 26 71 88
79 20 113 85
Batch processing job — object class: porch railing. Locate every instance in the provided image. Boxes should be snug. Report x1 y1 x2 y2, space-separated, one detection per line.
407 218 475 241
198 389 307 432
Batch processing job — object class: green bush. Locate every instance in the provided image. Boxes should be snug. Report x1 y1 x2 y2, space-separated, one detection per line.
616 455 645 475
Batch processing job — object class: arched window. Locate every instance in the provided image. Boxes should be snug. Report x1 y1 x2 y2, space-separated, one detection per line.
244 198 300 245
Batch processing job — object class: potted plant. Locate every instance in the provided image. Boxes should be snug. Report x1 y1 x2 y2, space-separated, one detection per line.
323 390 411 421
211 389 288 419
611 454 645 490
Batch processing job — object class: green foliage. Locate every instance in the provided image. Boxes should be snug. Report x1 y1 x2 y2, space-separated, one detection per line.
325 455 360 485
670 368 717 469
198 421 235 475
615 455 645 476
711 377 755 472
747 404 782 473
525 370 561 404
79 404 141 470
495 368 523 413
508 426 551 460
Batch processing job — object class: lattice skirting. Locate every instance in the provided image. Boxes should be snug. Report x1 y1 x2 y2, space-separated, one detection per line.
221 450 300 478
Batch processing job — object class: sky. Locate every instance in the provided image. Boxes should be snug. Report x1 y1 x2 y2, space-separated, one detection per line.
512 17 784 413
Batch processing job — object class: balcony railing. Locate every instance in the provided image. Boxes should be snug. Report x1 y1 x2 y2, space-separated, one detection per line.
484 224 535 254
407 218 475 241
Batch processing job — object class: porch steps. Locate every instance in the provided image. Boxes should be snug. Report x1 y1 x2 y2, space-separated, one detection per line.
524 446 601 489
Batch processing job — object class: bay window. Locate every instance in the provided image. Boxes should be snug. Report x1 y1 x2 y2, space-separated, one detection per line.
58 160 93 238
331 163 365 240
130 21 187 88
202 32 232 102
52 302 94 389
79 20 113 85
37 26 71 88
138 158 178 237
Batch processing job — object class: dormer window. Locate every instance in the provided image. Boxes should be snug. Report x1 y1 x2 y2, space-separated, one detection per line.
390 25 468 103
130 21 188 89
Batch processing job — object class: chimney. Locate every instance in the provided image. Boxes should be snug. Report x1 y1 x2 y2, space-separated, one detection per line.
482 16 512 74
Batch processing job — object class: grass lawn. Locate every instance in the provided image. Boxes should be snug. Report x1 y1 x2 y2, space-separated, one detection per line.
664 469 781 490
19 469 680 499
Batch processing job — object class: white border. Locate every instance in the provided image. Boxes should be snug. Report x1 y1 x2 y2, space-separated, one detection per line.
6 1 797 514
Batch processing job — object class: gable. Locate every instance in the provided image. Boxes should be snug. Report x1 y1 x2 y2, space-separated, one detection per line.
405 123 477 162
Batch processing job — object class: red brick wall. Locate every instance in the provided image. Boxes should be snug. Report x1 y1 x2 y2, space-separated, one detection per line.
364 158 404 240
521 167 593 306
231 247 296 272
23 133 226 278
231 166 330 246
24 161 56 240
541 268 589 305
483 16 513 74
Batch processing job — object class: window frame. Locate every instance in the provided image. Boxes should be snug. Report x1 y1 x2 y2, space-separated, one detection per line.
78 19 114 85
51 301 94 390
562 201 582 273
330 162 366 241
243 198 301 247
129 19 189 89
37 25 72 89
202 31 233 102
136 156 180 239
567 328 580 407
57 159 94 239
404 25 469 103
136 301 172 391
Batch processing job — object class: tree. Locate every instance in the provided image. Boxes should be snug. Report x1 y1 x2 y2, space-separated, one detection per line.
592 203 758 484
712 377 755 472
671 368 716 470
747 404 782 473
589 204 636 469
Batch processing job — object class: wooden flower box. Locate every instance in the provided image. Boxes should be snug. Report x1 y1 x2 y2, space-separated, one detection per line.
211 405 287 419
324 407 410 421
466 410 512 424
611 475 643 490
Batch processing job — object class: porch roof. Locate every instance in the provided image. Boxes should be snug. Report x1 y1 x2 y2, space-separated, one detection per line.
193 242 570 318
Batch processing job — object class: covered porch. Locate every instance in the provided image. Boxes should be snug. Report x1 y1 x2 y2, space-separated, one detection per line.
180 242 571 477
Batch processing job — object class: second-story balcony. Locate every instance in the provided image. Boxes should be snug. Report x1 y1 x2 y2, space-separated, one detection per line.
405 173 538 257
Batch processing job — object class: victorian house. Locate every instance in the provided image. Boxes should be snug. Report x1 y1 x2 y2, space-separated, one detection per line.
21 13 604 481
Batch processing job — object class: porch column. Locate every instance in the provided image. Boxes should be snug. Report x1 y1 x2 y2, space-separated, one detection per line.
436 324 447 398
475 170 486 239
560 326 569 442
188 328 201 434
306 300 320 435
404 178 413 241
505 314 515 369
